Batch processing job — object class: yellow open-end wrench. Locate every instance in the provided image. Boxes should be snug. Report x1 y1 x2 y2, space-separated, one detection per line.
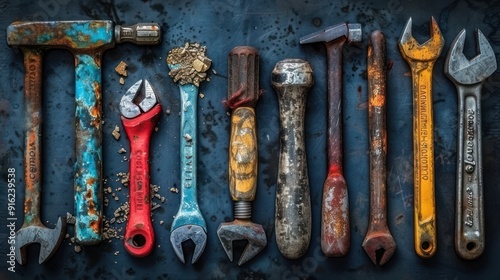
398 17 444 258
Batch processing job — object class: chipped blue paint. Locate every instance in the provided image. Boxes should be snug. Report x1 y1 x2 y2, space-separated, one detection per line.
74 53 103 245
64 21 113 48
168 63 207 232
6 21 113 49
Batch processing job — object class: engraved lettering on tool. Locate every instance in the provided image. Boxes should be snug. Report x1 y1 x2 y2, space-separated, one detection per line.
29 141 36 180
465 187 473 227
419 84 429 181
465 109 475 174
184 138 193 188
135 150 144 211
464 109 475 228
28 59 37 97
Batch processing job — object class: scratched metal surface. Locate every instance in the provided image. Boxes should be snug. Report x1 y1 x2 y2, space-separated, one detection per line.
0 0 499 279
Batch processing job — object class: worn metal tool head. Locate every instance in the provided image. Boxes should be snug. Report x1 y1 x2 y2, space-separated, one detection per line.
170 225 207 264
445 29 497 85
119 79 158 118
15 217 66 264
217 219 267 266
399 17 445 61
271 58 314 90
7 21 160 50
362 231 397 266
300 22 362 45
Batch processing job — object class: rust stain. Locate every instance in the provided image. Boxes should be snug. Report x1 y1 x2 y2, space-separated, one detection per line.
88 199 96 216
86 177 96 186
90 219 100 232
370 94 385 107
85 188 93 199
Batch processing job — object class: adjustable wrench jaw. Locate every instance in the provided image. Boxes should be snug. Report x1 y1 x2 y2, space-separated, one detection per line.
399 17 445 62
119 79 158 119
217 219 267 266
445 29 497 85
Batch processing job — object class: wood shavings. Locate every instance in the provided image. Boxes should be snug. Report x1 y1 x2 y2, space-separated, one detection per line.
170 187 179 193
115 61 128 76
116 172 129 187
119 77 125 85
112 126 120 140
166 42 211 87
66 212 76 225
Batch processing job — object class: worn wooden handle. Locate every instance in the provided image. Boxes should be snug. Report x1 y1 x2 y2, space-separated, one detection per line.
229 107 258 201
272 59 313 259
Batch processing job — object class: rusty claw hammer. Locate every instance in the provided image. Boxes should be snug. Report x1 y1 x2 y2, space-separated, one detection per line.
7 21 161 247
300 22 362 257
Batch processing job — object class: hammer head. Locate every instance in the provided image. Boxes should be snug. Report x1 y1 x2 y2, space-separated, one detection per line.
7 21 115 51
445 29 497 85
7 21 161 50
15 217 66 264
217 219 267 265
300 23 362 45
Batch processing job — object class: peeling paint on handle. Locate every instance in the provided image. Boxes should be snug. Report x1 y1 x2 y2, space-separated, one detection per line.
74 53 103 245
169 70 207 232
272 59 313 259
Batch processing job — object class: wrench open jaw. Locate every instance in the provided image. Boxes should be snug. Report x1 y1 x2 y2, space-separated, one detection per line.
445 29 497 260
170 225 207 264
398 17 444 259
119 79 161 257
217 219 267 266
445 29 497 84
399 17 444 61
120 79 158 119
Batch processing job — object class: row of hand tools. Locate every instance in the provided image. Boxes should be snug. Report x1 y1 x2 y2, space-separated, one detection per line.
7 16 497 267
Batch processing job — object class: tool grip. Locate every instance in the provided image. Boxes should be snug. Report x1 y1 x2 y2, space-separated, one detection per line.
272 59 313 259
411 64 437 258
367 30 389 229
321 33 351 257
21 48 44 227
74 53 103 245
229 107 258 201
121 104 161 257
455 85 484 260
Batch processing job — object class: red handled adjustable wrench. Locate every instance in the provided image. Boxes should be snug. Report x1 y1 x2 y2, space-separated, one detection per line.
119 79 162 257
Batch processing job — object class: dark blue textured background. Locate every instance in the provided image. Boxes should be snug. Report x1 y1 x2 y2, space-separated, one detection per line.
1 0 500 279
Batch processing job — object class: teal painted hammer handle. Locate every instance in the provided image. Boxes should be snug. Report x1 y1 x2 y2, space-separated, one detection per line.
74 53 103 245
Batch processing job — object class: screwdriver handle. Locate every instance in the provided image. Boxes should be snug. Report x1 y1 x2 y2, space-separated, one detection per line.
227 46 260 203
272 59 313 259
229 108 258 202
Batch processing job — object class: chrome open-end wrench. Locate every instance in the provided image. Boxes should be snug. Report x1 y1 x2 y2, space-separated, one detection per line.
120 79 161 257
445 29 497 260
167 45 209 264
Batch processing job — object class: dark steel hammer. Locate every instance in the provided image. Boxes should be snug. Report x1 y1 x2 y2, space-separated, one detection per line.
7 21 161 248
300 22 362 257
